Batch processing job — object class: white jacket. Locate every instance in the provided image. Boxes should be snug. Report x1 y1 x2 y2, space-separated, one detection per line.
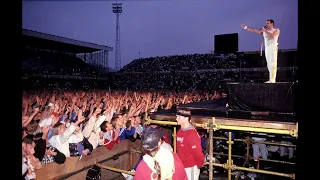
49 124 83 157
82 112 113 149
161 142 173 152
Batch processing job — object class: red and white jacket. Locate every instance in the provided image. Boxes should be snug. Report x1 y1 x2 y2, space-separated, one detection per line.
103 130 120 150
176 125 204 169
134 147 188 180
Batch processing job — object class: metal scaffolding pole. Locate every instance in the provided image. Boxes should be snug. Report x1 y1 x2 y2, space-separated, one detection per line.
208 119 214 180
144 116 297 179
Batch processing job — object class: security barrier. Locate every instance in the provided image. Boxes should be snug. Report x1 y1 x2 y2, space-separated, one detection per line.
35 140 141 180
36 115 297 180
143 115 297 180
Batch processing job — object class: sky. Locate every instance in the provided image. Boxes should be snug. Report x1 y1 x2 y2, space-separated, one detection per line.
22 0 298 70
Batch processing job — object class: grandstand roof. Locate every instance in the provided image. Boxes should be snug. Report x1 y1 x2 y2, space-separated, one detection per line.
22 29 113 53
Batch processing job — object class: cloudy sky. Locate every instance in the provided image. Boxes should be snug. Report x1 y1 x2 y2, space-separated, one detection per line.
22 0 298 69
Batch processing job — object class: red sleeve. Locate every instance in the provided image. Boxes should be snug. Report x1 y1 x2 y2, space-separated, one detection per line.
133 166 144 180
104 133 120 150
187 129 204 168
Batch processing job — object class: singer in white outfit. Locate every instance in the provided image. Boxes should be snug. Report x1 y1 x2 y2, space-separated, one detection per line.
241 19 280 83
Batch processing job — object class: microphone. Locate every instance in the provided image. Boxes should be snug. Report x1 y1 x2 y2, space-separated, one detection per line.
260 25 267 30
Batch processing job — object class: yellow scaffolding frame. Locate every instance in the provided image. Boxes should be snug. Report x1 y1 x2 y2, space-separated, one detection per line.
144 116 297 180
96 115 297 180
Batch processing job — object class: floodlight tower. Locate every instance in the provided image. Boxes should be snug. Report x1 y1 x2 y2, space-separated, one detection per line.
112 3 122 71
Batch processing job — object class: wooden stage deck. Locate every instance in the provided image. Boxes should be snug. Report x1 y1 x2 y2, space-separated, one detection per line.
148 97 298 137
150 112 297 132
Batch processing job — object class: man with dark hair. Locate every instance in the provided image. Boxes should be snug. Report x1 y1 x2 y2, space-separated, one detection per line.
133 127 187 180
267 19 274 25
122 126 173 180
176 109 204 180
241 19 280 83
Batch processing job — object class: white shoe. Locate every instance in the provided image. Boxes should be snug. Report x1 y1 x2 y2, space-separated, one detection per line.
121 173 133 180
264 80 276 83
121 172 129 179
126 176 134 180
121 169 135 180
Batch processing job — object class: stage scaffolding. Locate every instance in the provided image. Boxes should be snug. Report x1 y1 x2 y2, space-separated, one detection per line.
96 114 298 180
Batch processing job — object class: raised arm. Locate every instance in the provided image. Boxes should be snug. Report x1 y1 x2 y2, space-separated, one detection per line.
92 113 108 133
23 107 40 127
82 114 98 138
241 24 263 35
57 118 84 145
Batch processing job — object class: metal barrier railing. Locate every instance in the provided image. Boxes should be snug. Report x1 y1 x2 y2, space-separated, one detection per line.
143 116 297 180
96 116 297 180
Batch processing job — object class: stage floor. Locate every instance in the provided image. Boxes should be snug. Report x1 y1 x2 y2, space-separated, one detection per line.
149 98 297 135
158 97 296 122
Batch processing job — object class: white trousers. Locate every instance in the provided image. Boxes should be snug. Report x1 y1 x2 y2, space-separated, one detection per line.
265 45 278 82
280 141 294 159
185 165 200 180
252 143 268 160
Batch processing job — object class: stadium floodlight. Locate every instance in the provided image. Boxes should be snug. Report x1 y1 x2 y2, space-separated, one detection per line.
112 3 122 13
112 3 122 71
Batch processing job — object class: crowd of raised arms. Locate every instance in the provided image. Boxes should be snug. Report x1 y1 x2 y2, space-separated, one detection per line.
22 89 226 179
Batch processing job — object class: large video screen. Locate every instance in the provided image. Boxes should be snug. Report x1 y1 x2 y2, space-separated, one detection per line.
214 33 238 54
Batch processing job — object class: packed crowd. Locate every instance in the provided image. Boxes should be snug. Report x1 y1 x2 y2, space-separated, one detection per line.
112 71 272 90
22 69 272 92
120 50 296 73
22 48 105 77
22 78 112 91
22 88 296 180
120 53 238 72
21 88 226 179
22 48 297 88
